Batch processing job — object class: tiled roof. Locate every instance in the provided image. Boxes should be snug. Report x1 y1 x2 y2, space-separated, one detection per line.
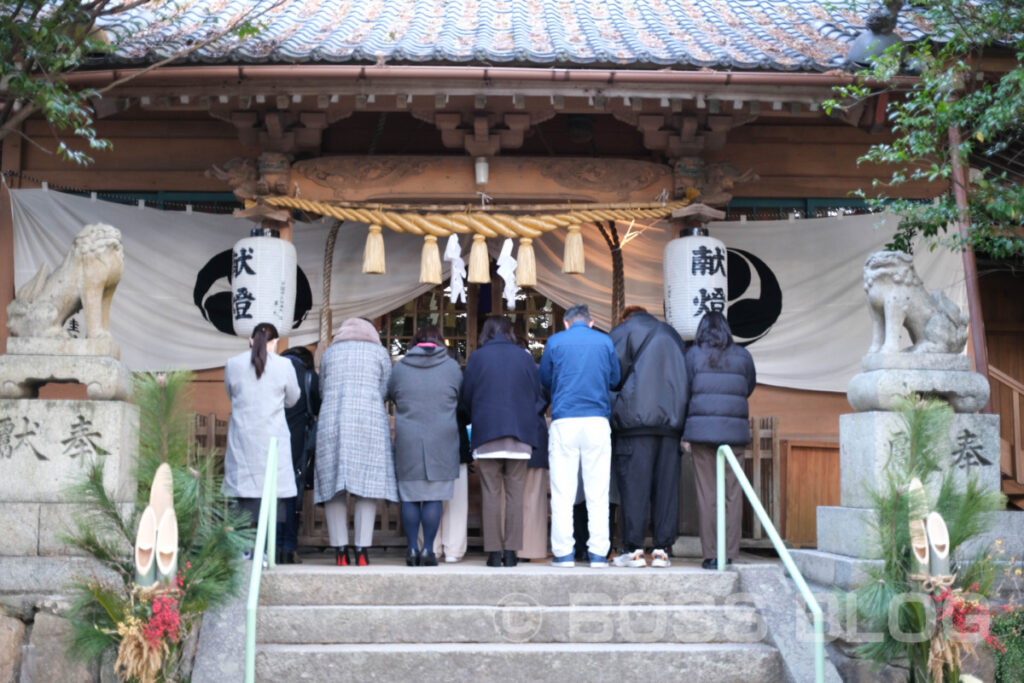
93 0 928 72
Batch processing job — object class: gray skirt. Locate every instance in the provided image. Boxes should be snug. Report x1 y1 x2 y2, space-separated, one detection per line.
398 478 455 502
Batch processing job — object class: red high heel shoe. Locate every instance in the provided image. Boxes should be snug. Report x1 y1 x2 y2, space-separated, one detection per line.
336 546 353 566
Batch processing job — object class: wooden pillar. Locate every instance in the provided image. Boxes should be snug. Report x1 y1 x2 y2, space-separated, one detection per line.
0 132 23 353
948 126 990 402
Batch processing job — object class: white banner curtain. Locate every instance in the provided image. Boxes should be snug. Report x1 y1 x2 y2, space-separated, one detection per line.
9 189 440 370
10 190 966 392
525 212 966 392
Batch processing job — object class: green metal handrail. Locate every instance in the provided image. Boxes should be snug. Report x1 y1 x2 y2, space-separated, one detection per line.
716 444 824 683
244 437 279 683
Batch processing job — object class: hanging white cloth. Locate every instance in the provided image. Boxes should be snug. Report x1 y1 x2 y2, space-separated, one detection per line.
8 189 966 392
496 237 518 309
522 212 966 392
443 234 466 304
8 189 441 370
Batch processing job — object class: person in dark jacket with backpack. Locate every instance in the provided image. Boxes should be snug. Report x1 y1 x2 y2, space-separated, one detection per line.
278 346 320 564
609 306 689 569
683 311 756 570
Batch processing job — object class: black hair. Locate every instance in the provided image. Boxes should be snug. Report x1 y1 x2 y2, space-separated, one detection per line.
693 311 733 368
479 316 516 345
250 322 279 379
281 346 315 371
412 325 445 346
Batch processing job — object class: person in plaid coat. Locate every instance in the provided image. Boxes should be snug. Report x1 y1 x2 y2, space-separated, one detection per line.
314 317 396 566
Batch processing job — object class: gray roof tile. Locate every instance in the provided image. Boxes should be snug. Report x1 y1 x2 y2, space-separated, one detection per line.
92 0 928 72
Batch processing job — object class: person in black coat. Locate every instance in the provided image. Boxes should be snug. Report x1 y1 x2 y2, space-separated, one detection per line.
460 316 546 567
609 306 689 569
682 311 756 570
277 346 321 564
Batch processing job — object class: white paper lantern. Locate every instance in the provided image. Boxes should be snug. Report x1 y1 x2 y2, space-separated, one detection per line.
231 228 297 337
664 227 729 341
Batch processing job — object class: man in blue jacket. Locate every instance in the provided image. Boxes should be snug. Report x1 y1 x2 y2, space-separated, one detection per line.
540 304 621 568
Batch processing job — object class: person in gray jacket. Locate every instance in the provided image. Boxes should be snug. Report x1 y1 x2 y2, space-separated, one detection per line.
682 311 757 570
223 322 301 545
387 326 463 567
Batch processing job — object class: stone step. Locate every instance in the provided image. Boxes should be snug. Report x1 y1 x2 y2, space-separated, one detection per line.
258 603 765 645
255 642 783 682
260 565 739 606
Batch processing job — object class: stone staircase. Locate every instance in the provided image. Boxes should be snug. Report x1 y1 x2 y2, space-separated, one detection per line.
255 563 783 681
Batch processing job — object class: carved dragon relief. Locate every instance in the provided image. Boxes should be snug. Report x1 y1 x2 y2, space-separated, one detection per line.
293 157 431 197
210 154 673 203
537 158 664 194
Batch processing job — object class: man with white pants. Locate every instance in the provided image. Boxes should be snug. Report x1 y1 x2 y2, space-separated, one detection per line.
540 304 621 568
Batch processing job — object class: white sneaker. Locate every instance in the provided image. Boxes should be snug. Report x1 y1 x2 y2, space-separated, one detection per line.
612 549 647 568
651 549 671 568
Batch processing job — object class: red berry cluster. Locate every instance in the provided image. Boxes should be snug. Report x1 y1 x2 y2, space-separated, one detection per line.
931 583 1007 654
143 592 182 650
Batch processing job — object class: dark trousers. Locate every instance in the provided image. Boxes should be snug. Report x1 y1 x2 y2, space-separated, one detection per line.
278 496 299 551
691 442 742 560
574 503 619 560
613 434 681 552
235 497 286 550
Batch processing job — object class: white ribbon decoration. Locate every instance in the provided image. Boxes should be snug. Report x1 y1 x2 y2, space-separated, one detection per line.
443 234 467 304
496 237 518 309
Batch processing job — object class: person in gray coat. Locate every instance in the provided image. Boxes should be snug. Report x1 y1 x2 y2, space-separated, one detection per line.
682 311 757 570
314 317 396 567
223 322 301 542
387 326 462 567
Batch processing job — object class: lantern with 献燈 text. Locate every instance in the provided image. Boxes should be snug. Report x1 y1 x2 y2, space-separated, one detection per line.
663 226 728 341
231 228 297 337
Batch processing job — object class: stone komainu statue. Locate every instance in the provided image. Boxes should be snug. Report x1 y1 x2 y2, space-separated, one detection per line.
7 223 124 340
863 250 969 355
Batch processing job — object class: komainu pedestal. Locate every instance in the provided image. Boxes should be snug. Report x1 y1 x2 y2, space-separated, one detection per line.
0 223 137 595
791 250 1013 591
0 399 138 557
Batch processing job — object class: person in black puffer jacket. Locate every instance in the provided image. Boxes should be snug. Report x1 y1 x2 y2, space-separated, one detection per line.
683 311 756 570
609 306 689 568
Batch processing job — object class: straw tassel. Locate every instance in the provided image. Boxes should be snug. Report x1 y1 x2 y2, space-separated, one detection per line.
468 234 490 283
516 237 536 287
419 235 442 284
362 224 386 274
562 224 585 274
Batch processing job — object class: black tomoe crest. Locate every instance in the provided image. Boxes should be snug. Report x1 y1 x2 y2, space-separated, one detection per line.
726 248 782 346
193 248 312 335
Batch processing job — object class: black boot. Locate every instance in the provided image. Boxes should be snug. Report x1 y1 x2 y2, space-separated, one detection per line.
502 550 518 567
420 549 438 566
354 547 369 566
336 546 353 567
406 547 420 566
486 551 503 567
